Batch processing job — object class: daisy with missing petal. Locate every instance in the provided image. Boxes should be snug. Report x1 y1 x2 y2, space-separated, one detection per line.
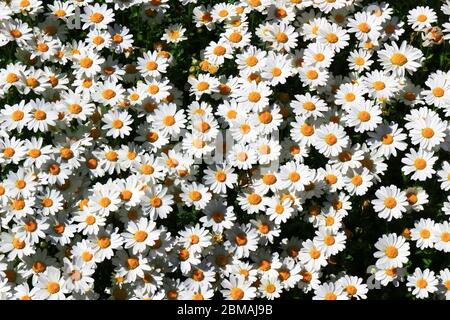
73 209 105 236
407 268 438 299
318 164 345 193
261 52 294 86
221 275 257 300
279 161 314 193
230 115 259 144
267 198 294 225
4 167 37 198
290 116 316 146
178 224 211 254
404 187 429 212
92 227 124 263
102 110 133 139
188 73 220 98
37 188 64 216
200 202 236 233
253 137 281 165
251 106 283 135
72 47 105 78
112 249 152 283
372 185 408 221
313 122 349 157
374 233 410 269
137 50 168 79
204 40 233 66
123 218 160 254
377 41 423 77
94 79 125 107
251 215 280 245
235 46 266 75
401 149 437 181
313 281 349 300
267 22 298 52
303 42 334 69
410 218 436 250
375 266 407 287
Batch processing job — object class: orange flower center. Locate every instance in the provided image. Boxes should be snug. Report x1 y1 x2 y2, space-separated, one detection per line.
384 245 398 258
414 158 427 170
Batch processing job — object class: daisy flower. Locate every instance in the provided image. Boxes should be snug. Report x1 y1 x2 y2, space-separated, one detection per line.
407 6 437 31
123 218 160 254
337 275 368 300
317 22 350 53
224 224 259 259
377 41 424 77
410 218 436 249
374 233 410 269
34 266 68 300
181 182 212 210
102 109 133 139
343 100 382 133
313 282 348 300
313 122 349 157
221 275 257 300
401 148 437 181
235 81 272 112
162 24 187 43
372 185 408 221
407 268 439 299
298 239 328 271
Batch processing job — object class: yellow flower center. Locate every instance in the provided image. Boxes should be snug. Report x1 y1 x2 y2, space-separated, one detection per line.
390 53 408 66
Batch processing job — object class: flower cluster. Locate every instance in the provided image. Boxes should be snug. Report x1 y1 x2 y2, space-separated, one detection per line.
0 0 448 300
